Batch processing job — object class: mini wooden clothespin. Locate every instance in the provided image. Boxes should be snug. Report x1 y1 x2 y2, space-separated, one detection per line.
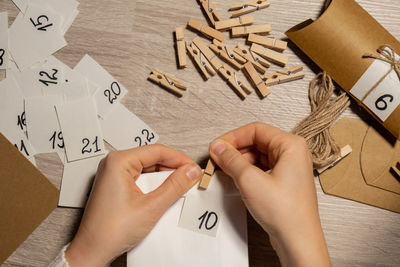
199 0 222 26
247 34 287 52
316 145 352 174
209 39 246 70
192 37 251 99
215 15 254 31
390 162 400 179
231 24 271 37
148 69 187 97
219 63 252 99
199 158 216 190
233 44 270 74
242 61 270 98
186 42 216 80
264 66 304 86
175 27 187 68
250 43 289 67
192 37 224 72
187 18 226 42
229 0 271 18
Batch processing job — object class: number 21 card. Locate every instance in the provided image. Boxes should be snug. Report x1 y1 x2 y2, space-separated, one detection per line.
56 97 105 162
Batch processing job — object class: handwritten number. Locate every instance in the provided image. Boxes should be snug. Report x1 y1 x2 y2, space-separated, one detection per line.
104 82 121 104
49 131 64 149
81 136 101 154
82 138 91 154
30 15 53 31
134 129 155 147
0 49 4 66
375 94 394 111
142 129 155 142
14 140 29 157
17 111 26 130
39 69 58 86
198 211 218 230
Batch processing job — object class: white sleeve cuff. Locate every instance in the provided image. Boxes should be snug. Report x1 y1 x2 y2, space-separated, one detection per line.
48 243 71 267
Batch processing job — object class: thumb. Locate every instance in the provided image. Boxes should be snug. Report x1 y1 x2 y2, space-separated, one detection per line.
209 139 264 188
148 163 202 210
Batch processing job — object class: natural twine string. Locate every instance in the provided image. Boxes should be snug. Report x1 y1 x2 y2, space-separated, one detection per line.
361 44 400 101
291 72 350 169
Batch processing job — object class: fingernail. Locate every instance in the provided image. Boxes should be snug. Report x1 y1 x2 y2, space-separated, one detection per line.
186 164 201 180
211 139 226 155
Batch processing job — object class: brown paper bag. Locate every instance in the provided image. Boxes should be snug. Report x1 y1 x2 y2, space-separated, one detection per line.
0 134 59 264
286 0 400 139
361 125 400 195
319 117 400 213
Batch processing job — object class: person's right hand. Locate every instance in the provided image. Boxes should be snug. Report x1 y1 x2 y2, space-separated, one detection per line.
208 122 331 267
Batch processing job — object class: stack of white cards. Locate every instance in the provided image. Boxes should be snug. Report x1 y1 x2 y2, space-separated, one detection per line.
0 0 159 208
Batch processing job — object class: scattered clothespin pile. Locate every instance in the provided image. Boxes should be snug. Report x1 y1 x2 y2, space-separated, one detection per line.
149 0 304 101
146 0 306 188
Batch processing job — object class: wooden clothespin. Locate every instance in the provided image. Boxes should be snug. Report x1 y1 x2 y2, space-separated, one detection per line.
247 34 287 52
175 27 187 68
192 36 224 72
199 0 222 26
148 69 187 97
192 37 251 99
229 0 270 18
316 145 352 174
231 24 271 37
390 162 400 179
264 66 304 86
250 43 289 67
215 15 253 31
187 18 226 42
209 39 246 70
233 44 269 74
219 63 252 99
199 158 216 190
242 61 270 98
186 42 216 80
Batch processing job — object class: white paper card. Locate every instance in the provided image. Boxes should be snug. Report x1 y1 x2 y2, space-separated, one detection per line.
56 97 105 162
25 96 64 154
0 12 9 69
59 153 105 208
0 76 26 133
74 55 127 118
100 104 159 150
128 171 248 267
178 193 221 237
1 127 36 160
350 55 400 122
9 6 67 69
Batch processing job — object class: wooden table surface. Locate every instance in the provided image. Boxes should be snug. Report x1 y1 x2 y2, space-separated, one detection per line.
1 0 400 266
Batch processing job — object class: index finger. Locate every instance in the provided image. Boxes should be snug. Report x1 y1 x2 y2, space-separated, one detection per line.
116 144 194 177
216 122 290 154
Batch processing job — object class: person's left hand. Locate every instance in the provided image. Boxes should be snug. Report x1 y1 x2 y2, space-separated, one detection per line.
65 144 202 267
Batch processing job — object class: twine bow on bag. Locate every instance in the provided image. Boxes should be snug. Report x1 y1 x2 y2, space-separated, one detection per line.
361 44 400 102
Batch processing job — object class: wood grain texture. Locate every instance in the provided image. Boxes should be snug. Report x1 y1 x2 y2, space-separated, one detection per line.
1 0 400 266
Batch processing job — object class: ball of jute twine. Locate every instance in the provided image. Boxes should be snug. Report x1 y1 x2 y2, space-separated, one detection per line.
291 72 350 169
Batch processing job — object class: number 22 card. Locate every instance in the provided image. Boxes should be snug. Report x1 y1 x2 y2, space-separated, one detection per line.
56 97 105 162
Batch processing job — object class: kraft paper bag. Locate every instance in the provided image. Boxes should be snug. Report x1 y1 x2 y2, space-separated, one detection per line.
286 0 400 139
0 134 59 264
319 117 400 213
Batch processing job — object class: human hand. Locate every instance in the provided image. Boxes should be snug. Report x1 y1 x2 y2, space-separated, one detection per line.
209 122 331 267
65 145 202 267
